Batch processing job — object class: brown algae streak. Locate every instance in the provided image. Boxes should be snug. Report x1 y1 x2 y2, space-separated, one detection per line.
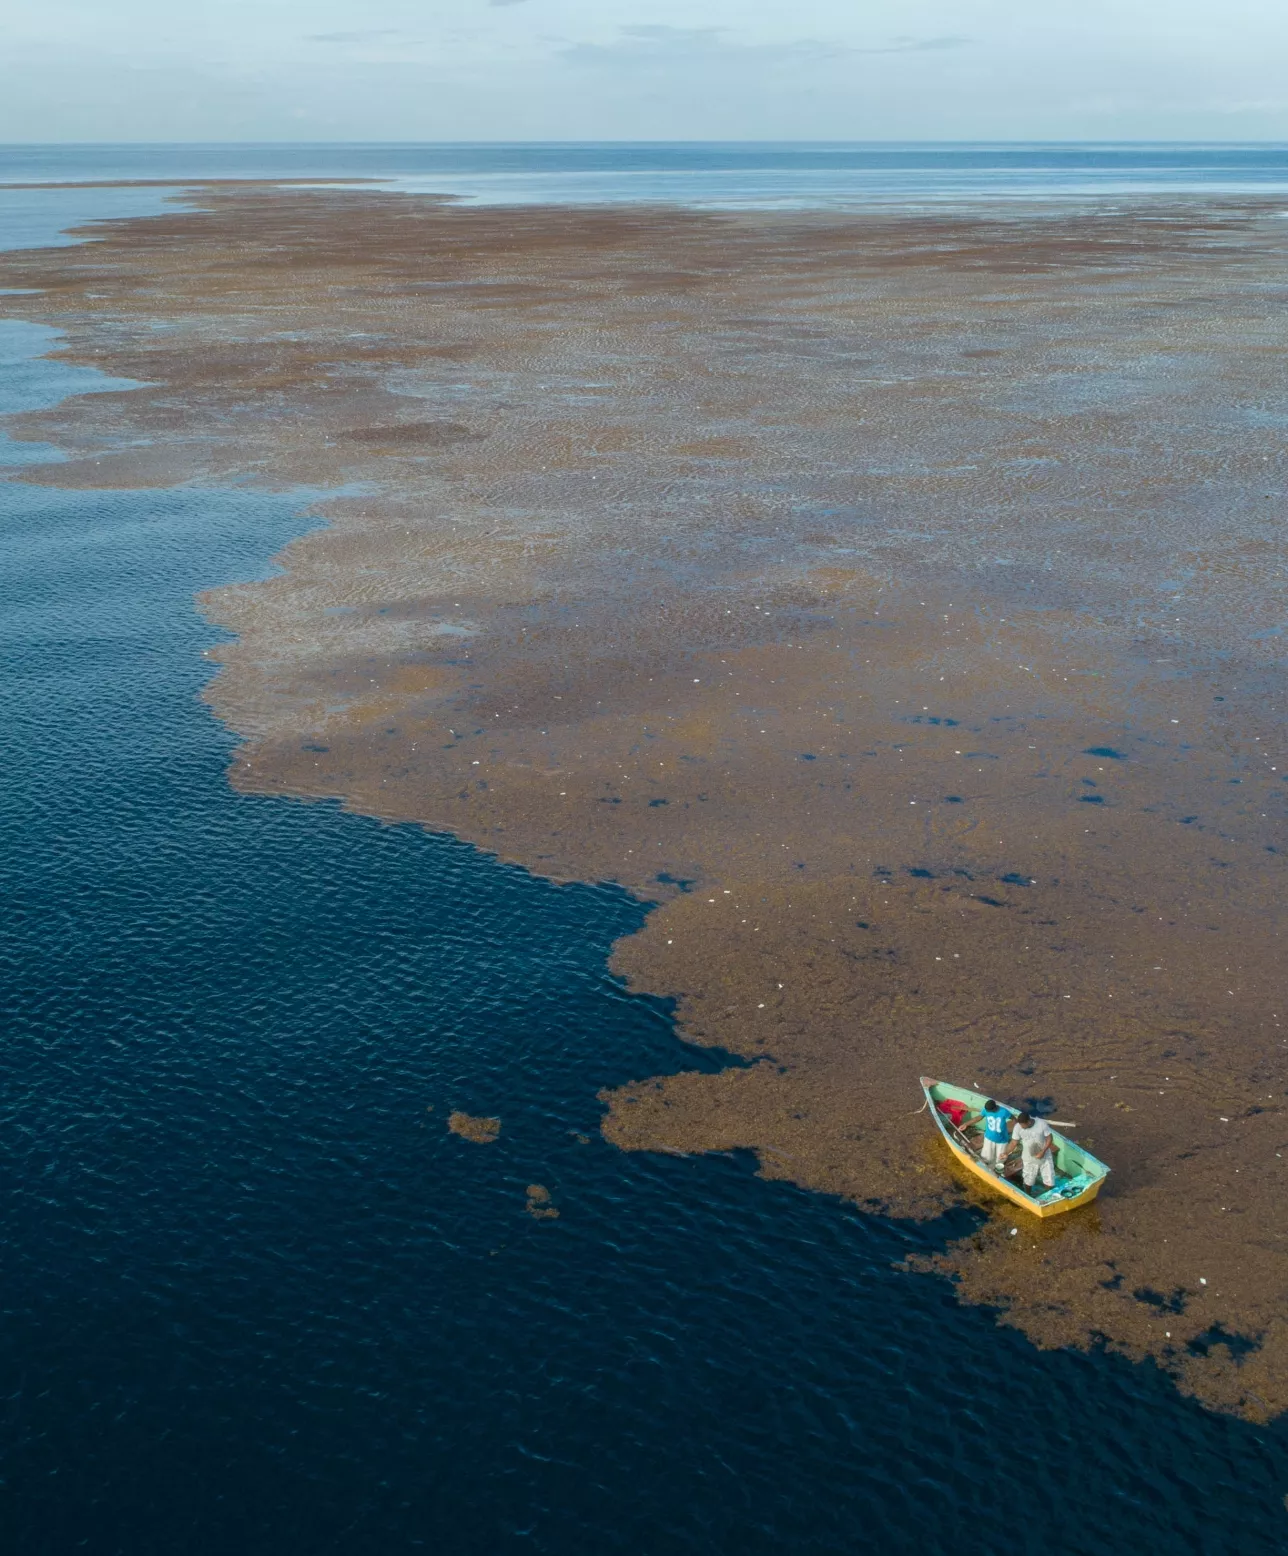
3 185 1287 1419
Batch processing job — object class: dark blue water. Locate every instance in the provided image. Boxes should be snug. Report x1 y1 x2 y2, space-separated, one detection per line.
4 141 1288 208
2 187 1288 1555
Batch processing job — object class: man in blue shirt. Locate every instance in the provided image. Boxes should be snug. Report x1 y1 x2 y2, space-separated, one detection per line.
970 1098 1012 1174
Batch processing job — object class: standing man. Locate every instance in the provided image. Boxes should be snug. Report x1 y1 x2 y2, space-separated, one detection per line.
970 1099 1012 1175
1008 1111 1057 1194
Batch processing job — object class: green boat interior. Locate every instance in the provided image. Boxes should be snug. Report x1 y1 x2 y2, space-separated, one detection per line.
925 1080 1109 1209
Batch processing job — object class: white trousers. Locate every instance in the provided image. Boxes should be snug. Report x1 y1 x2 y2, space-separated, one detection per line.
980 1138 1008 1171
1021 1153 1056 1189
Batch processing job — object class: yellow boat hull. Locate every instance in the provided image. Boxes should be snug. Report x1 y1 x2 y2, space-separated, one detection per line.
939 1125 1105 1217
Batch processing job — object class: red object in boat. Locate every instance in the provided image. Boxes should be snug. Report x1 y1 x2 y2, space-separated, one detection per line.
937 1099 968 1128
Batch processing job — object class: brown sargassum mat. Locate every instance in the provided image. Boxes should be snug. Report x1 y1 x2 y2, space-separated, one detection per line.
3 184 1286 1417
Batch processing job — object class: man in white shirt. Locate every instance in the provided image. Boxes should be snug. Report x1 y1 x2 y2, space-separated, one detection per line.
1009 1111 1056 1192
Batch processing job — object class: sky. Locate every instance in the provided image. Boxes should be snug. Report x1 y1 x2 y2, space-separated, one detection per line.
4 0 1288 143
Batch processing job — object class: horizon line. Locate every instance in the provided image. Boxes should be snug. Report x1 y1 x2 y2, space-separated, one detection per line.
4 137 1288 149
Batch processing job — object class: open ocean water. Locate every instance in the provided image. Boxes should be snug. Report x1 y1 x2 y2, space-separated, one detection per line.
2 151 1288 1554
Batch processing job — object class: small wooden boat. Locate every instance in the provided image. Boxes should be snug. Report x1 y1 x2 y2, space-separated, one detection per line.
920 1077 1109 1217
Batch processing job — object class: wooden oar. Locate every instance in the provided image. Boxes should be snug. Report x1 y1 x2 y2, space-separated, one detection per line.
943 1116 984 1159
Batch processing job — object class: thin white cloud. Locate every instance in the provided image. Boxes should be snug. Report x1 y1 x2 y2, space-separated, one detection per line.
559 25 969 70
864 35 971 54
307 29 404 45
560 25 831 69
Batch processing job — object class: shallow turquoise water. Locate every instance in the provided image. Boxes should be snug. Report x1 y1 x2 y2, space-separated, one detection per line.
4 141 1288 207
2 176 1287 1555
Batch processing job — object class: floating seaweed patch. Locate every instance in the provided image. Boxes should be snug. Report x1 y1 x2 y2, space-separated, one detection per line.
448 1111 501 1144
525 1184 559 1220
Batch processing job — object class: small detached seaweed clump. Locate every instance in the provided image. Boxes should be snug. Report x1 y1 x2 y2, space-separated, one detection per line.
525 1184 559 1220
448 1111 501 1144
